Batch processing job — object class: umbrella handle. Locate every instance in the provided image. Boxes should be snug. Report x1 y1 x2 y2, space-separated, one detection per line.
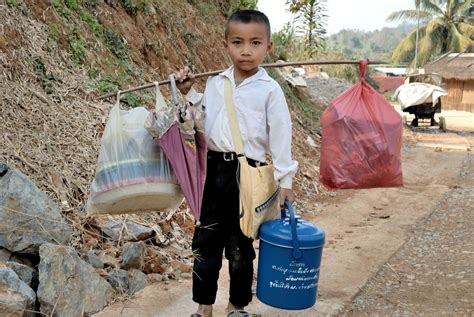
168 74 180 107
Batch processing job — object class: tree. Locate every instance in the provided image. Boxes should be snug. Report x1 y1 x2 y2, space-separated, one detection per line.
287 0 327 56
221 0 258 16
387 0 474 67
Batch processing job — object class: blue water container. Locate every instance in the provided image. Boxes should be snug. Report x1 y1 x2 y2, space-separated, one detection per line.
256 200 325 310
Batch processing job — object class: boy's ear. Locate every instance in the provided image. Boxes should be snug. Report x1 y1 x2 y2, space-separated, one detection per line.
223 39 228 49
267 41 273 52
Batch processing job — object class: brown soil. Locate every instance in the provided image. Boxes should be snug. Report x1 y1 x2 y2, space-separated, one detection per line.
93 114 474 317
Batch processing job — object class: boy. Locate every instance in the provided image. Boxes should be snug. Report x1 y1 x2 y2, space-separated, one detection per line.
175 10 298 317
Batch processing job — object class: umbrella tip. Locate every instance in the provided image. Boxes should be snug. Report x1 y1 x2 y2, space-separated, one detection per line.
195 220 201 227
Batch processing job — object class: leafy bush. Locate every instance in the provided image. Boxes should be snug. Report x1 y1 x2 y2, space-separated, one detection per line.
221 0 258 16
104 30 130 60
118 0 148 16
69 27 87 64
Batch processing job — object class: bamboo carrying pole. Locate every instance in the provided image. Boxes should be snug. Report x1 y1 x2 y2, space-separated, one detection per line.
97 60 387 100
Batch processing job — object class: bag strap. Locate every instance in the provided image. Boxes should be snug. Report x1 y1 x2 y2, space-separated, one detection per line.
154 82 167 111
223 78 247 161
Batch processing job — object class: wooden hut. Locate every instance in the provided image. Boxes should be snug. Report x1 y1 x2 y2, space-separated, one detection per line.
424 53 474 113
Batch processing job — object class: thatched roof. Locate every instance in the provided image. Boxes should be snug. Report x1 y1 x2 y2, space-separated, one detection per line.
425 53 474 81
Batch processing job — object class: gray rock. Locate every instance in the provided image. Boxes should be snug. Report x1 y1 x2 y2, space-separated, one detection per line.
87 250 104 269
5 261 38 289
128 268 147 295
108 269 129 293
107 269 147 296
0 247 11 261
306 76 352 107
37 243 113 316
101 221 154 241
0 267 36 317
181 272 192 279
0 164 72 254
0 162 8 177
120 241 145 270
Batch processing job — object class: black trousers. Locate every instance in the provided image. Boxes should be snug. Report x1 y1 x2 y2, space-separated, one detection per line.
192 152 256 307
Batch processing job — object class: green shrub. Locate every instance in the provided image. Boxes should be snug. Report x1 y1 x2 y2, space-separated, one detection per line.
69 27 87 64
6 0 29 15
65 0 80 11
104 29 129 60
222 0 258 16
118 0 147 16
80 10 104 36
268 69 321 130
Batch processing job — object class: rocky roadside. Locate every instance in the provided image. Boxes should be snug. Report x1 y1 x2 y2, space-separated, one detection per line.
341 152 474 316
0 161 193 316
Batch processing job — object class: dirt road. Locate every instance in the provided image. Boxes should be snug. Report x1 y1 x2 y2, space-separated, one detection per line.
342 166 473 316
95 111 473 317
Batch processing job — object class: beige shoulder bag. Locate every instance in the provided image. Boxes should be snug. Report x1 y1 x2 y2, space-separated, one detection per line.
224 78 280 239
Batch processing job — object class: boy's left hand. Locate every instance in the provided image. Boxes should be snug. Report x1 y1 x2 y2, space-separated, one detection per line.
279 188 295 207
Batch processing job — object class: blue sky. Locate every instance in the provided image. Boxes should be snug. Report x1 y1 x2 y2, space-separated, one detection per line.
258 0 415 35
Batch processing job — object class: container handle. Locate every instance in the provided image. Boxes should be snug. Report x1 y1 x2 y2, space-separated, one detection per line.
284 200 302 259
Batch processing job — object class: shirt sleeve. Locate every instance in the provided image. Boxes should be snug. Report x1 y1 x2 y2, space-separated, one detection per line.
184 87 203 106
267 84 298 189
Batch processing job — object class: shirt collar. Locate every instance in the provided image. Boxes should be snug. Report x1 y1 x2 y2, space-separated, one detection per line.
219 65 272 86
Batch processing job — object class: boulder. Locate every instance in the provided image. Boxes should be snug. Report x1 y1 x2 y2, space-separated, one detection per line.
86 250 104 269
0 266 36 317
107 269 129 293
108 269 147 296
0 247 11 261
37 244 113 316
120 241 145 270
0 163 72 254
101 221 154 241
128 269 147 295
5 261 38 289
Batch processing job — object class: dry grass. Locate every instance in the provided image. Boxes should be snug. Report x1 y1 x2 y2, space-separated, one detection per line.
0 5 193 277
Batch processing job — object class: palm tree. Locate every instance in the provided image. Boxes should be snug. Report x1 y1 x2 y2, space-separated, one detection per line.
387 0 474 67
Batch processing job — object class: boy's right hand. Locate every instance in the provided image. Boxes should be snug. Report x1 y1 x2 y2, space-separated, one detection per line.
174 66 195 95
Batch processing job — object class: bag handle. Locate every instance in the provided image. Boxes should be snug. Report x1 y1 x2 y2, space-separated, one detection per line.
154 81 167 111
359 59 368 81
169 74 180 107
115 90 122 107
223 78 246 161
112 90 122 117
283 199 302 259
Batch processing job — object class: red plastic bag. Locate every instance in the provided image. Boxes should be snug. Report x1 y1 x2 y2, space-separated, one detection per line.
320 60 403 189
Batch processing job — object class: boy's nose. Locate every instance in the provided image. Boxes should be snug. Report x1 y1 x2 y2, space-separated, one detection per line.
241 44 251 56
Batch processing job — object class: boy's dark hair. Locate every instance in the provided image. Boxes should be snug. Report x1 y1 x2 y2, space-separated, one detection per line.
225 10 271 40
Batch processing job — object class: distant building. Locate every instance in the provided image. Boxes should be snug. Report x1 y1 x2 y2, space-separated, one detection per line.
371 67 406 94
425 53 474 113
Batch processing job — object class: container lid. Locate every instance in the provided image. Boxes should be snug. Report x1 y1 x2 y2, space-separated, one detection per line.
259 216 325 249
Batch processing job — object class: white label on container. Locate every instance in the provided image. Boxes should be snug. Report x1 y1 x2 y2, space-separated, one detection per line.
268 260 319 290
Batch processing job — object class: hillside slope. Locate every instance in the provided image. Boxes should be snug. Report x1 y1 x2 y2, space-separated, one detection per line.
1 1 325 248
327 24 416 62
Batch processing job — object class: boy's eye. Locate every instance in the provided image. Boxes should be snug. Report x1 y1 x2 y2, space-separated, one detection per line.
232 40 241 45
253 41 261 45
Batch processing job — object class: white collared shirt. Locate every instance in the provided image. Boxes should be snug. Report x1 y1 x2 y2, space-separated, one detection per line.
185 66 298 189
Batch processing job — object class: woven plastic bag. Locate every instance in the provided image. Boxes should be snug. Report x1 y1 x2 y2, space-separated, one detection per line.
320 60 403 189
87 85 183 215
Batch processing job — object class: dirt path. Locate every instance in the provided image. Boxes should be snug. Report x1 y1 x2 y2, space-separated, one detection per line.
342 158 473 316
94 112 473 317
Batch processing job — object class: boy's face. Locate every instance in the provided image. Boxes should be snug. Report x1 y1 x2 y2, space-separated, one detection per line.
224 21 272 80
